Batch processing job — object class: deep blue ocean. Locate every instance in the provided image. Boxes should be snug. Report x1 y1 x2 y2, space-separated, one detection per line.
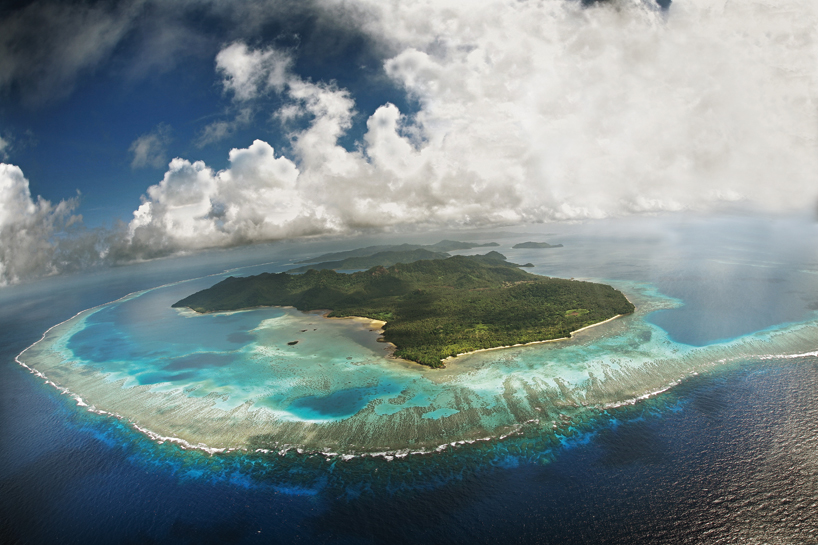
2 217 818 544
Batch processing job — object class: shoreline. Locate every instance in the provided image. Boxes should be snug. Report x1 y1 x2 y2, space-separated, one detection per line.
320 310 387 330
179 289 636 368
317 310 628 367
319 310 402 360
183 303 404 360
22 284 818 459
441 312 627 363
439 290 637 363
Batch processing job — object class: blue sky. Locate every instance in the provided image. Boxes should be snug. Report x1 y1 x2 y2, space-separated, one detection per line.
1 0 416 227
1 0 817 286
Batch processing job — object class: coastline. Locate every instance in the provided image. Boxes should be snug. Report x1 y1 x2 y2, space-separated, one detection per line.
21 281 818 458
178 291 636 368
320 310 401 359
317 311 627 368
316 293 635 367
440 290 637 363
441 312 628 363
321 310 386 330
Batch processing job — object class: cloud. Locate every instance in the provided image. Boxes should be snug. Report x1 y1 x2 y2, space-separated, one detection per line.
0 136 8 160
185 0 818 238
0 0 399 109
123 140 329 260
129 123 172 169
124 0 818 258
5 0 818 285
193 42 293 148
195 108 253 148
0 163 81 286
194 41 295 148
0 1 345 106
356 0 818 219
216 41 293 101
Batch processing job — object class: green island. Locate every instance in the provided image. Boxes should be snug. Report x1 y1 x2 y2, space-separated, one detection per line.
173 252 634 367
287 248 450 273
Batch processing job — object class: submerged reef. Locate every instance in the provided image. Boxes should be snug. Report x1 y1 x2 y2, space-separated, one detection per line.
16 278 818 457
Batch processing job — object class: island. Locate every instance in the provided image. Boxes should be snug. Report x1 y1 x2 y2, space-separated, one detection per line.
287 248 450 273
173 252 634 367
512 241 564 249
295 239 499 264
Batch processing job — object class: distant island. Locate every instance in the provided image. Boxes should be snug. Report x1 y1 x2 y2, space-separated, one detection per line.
512 242 564 249
296 240 499 264
287 248 450 273
174 251 633 367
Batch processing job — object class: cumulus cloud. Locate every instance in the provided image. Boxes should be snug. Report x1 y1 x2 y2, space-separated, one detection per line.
124 140 330 259
154 0 818 240
194 41 295 148
129 123 172 169
355 0 818 219
6 0 818 284
125 0 818 257
0 163 81 286
0 136 8 160
216 41 293 101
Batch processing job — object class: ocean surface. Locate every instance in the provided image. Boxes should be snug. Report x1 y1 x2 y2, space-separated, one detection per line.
2 216 818 544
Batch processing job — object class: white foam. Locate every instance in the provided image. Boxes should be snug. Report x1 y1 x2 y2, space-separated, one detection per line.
17 270 818 459
759 351 818 360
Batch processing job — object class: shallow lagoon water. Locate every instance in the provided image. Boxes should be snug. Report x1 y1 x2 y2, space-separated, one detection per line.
5 217 818 543
14 280 692 452
16 218 818 456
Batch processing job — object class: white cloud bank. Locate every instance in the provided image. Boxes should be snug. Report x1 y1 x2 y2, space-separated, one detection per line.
0 164 80 286
126 140 330 258
128 0 818 253
4 0 818 283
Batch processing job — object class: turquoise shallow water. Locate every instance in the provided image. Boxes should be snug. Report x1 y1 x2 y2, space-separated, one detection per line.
17 262 818 455
6 218 818 543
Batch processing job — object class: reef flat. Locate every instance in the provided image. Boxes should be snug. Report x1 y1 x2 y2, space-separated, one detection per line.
16 277 818 457
173 252 634 366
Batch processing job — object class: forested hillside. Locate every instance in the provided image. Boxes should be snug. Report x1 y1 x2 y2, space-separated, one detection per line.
173 252 633 367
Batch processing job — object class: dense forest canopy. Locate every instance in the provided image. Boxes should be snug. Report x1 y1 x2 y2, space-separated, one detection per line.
286 248 450 273
173 252 634 367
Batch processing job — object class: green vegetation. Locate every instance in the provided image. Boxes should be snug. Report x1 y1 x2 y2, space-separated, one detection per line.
173 252 634 368
287 249 449 273
512 241 564 249
565 308 589 317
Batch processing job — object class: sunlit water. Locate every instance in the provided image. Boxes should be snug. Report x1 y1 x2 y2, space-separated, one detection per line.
4 216 818 543
17 218 818 457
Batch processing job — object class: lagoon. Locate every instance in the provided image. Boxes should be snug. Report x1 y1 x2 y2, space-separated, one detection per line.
16 218 818 457
5 216 818 543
